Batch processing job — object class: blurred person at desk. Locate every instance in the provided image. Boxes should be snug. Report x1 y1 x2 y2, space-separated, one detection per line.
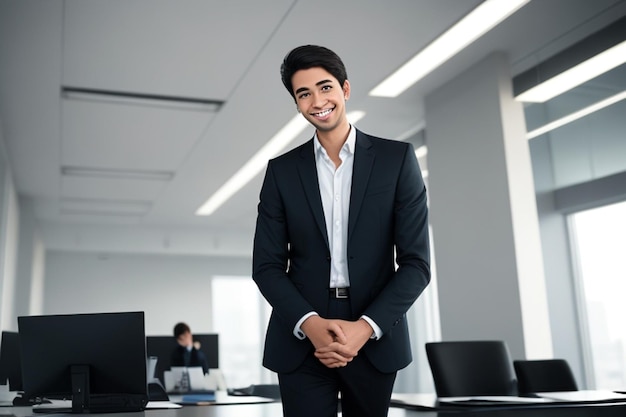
170 322 209 375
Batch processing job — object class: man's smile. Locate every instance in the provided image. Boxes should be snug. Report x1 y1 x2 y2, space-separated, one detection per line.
311 107 335 118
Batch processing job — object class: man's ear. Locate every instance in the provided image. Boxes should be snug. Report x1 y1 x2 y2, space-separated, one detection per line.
343 79 351 100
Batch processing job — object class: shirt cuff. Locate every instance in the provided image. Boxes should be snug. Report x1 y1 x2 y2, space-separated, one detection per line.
294 312 318 339
360 315 382 340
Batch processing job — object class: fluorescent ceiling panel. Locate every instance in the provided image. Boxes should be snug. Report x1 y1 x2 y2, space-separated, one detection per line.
516 41 626 103
62 87 223 112
369 0 530 98
195 111 366 216
526 90 626 139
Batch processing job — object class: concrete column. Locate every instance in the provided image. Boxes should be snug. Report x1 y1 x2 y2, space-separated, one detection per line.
424 52 552 360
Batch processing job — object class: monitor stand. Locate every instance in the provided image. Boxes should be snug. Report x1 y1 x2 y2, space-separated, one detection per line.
31 364 148 414
71 365 90 413
30 365 90 413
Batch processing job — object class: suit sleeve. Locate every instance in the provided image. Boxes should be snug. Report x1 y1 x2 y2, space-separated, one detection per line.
252 161 316 330
363 143 431 333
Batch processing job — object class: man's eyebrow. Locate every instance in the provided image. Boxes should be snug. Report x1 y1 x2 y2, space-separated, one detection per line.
295 86 309 95
294 79 333 95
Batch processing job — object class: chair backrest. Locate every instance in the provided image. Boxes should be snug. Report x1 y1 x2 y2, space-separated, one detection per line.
513 359 578 395
425 340 518 397
229 384 281 399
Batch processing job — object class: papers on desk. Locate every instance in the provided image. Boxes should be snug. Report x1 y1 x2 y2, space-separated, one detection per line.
168 390 276 406
438 395 554 406
536 390 626 402
390 393 438 409
169 393 216 405
436 390 626 407
145 401 182 409
164 366 210 393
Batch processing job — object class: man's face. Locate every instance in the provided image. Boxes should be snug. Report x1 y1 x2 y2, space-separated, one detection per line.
177 331 193 347
291 67 350 133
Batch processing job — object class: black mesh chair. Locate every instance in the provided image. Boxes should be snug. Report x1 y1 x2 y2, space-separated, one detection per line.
514 359 578 395
229 384 281 400
425 340 518 397
248 384 281 399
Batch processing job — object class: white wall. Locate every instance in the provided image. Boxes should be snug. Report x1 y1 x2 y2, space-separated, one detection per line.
0 124 6 328
0 123 21 331
43 251 251 335
15 196 45 320
0 182 19 331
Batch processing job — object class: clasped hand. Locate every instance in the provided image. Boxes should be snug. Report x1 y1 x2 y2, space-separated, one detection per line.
301 316 373 368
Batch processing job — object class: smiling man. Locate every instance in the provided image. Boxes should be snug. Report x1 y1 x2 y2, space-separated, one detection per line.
252 45 431 417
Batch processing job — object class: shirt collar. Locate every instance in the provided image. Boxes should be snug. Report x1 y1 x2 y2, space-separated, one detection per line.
314 125 356 157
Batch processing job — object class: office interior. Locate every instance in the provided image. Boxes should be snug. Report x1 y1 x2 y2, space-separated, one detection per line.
1 0 626 396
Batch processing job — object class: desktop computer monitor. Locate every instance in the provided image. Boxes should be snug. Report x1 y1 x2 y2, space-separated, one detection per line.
0 331 22 391
18 311 149 413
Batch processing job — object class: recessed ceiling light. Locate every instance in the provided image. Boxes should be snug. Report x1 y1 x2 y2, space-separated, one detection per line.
62 87 223 112
195 115 309 216
195 110 367 216
526 90 626 139
369 0 530 98
516 41 626 103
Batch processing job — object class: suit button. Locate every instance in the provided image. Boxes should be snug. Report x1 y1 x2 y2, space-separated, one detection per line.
326 256 331 261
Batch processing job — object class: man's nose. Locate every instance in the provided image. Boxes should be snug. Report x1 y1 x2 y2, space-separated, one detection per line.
312 92 327 107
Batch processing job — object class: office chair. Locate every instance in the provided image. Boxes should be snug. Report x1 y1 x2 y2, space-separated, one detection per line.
248 384 281 400
228 384 281 400
513 359 578 395
425 340 518 397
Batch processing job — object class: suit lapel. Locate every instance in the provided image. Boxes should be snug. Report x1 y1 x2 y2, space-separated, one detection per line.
297 140 329 249
348 131 374 243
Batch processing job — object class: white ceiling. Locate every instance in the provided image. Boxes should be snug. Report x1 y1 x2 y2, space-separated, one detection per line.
1 0 625 257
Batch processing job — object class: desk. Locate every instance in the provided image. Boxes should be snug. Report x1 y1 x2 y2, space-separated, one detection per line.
167 390 276 406
4 399 626 416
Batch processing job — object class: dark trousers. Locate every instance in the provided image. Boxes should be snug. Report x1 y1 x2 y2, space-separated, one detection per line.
278 297 397 417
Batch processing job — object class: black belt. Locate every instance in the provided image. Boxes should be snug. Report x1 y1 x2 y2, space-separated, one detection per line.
329 287 350 299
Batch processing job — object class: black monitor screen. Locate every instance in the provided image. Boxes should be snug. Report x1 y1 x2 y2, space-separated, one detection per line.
146 334 218 383
18 311 148 411
0 331 22 391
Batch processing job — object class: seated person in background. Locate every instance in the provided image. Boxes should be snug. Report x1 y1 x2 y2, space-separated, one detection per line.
170 322 209 375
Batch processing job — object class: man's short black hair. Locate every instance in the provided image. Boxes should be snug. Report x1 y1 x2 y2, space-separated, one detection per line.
173 322 190 338
280 45 348 100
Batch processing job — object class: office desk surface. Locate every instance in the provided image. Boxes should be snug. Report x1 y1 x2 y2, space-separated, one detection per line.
167 390 276 405
5 400 626 416
5 403 626 417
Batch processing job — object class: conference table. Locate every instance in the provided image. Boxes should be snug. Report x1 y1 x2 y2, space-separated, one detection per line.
3 391 626 416
6 401 626 416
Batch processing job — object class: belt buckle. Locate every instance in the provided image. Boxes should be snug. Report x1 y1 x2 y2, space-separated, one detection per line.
333 287 349 299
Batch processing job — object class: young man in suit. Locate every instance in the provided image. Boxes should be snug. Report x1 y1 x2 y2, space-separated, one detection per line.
252 45 430 417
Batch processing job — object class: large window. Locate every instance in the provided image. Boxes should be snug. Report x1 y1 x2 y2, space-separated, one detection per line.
211 276 273 388
570 200 626 389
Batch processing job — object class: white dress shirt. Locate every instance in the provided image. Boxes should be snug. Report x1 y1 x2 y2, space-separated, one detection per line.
294 126 382 340
316 127 354 289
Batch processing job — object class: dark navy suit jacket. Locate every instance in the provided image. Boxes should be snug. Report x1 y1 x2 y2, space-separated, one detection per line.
170 345 209 375
252 129 430 374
